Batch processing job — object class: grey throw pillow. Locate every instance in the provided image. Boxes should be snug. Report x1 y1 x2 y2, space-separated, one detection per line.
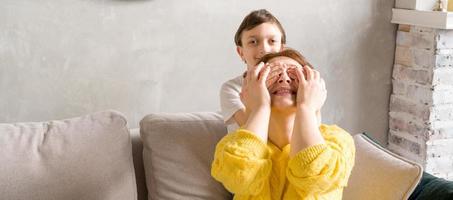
0 110 137 200
140 112 232 200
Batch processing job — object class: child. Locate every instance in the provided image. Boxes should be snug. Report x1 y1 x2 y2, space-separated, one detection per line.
220 9 286 133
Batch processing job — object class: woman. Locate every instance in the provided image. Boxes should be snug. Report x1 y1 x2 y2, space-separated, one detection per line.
212 48 355 199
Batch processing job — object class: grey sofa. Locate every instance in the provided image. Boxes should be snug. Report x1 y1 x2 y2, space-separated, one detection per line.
0 110 424 200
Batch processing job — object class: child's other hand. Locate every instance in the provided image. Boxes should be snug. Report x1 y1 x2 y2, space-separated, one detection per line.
240 62 271 112
294 65 327 112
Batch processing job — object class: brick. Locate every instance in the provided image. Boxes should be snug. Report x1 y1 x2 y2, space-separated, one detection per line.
396 31 412 47
395 46 412 66
393 46 435 69
412 32 435 50
393 64 432 85
433 90 453 104
413 49 435 69
433 67 453 85
389 115 429 139
411 26 436 34
392 80 433 105
435 53 453 68
427 139 453 153
431 104 453 121
389 111 429 127
387 142 425 165
425 155 453 174
406 84 432 105
425 158 453 175
390 95 431 121
399 24 411 32
431 127 453 139
392 80 406 94
436 30 453 49
388 131 423 155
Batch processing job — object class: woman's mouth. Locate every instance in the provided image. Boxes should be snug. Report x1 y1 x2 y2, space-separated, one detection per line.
272 88 296 96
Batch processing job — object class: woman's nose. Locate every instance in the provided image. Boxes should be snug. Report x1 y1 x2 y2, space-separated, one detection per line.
278 71 291 84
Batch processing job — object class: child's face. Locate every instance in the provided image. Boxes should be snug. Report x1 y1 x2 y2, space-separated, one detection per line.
237 22 284 68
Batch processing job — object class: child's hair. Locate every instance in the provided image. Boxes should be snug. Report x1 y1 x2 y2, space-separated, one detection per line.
234 9 286 47
259 48 313 68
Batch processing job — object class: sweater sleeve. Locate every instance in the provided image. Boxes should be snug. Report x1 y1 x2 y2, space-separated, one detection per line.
286 124 355 196
211 129 272 195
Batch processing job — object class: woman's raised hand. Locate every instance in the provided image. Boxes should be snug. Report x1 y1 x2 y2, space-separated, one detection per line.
240 62 272 112
294 65 327 112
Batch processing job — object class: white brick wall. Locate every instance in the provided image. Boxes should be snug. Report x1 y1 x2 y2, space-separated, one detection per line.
389 25 453 181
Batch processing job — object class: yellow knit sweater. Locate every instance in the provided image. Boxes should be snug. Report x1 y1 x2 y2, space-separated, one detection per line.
211 124 355 200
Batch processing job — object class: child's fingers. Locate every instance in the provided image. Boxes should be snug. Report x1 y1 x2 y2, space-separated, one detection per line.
251 62 265 80
287 68 298 80
266 68 283 86
266 76 278 87
267 67 282 79
259 65 271 84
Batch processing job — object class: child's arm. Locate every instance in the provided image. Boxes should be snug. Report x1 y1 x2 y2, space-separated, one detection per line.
220 75 248 126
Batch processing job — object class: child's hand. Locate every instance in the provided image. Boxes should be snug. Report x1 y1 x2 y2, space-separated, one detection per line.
294 65 327 112
265 62 282 87
240 62 271 112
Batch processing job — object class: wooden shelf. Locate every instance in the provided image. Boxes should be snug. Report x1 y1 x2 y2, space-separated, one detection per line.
392 8 453 29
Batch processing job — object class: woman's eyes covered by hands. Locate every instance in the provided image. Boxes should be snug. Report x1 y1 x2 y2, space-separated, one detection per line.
265 63 300 86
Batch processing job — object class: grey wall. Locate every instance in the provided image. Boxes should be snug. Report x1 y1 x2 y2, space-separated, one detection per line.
0 0 396 144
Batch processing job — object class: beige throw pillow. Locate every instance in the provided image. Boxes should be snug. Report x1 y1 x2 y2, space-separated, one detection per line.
343 133 423 200
140 112 232 200
0 110 137 200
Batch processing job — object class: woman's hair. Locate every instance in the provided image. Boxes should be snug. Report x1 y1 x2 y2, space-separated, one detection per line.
234 9 286 47
258 48 313 68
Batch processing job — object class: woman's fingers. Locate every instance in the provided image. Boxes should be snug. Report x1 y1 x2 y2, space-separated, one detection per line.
313 70 320 81
321 78 326 90
304 65 313 81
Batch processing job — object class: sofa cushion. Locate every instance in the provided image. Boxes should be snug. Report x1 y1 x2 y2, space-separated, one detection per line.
0 110 137 200
140 112 232 200
343 133 423 200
